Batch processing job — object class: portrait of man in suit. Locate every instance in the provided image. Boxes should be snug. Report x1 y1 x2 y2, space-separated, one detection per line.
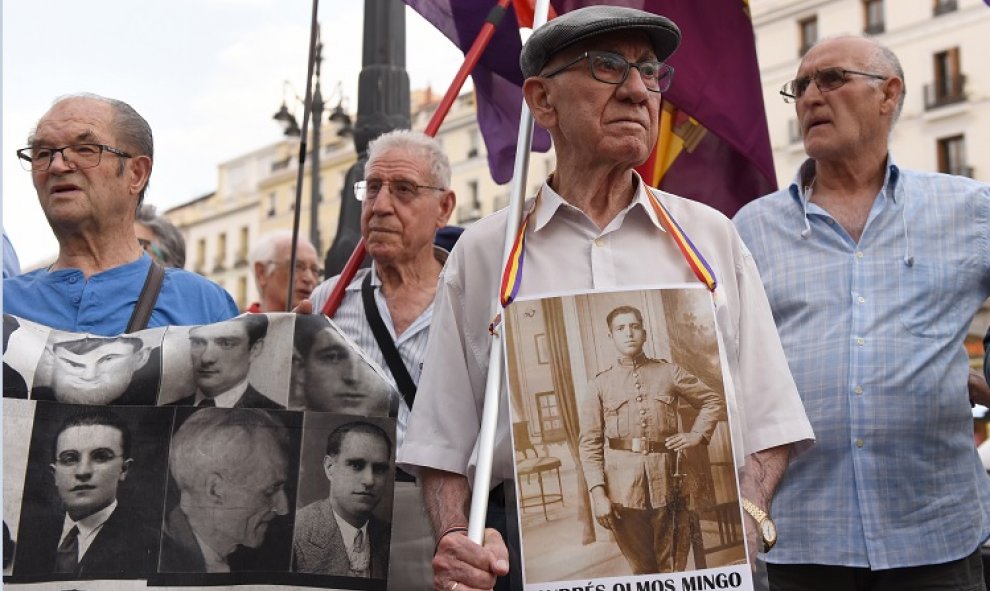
173 315 283 409
31 335 157 405
12 408 159 578
293 420 392 578
160 407 291 573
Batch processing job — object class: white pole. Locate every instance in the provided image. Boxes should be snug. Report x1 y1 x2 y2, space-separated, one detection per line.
467 0 554 545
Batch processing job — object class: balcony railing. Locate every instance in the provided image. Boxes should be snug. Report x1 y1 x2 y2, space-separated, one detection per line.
924 75 967 110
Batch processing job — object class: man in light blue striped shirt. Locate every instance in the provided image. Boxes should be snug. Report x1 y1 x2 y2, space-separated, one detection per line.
735 35 990 590
310 129 456 591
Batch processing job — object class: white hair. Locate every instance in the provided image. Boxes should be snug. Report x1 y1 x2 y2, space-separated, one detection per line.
248 231 314 292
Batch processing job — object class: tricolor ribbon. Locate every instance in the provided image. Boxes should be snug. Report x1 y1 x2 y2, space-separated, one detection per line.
491 186 717 334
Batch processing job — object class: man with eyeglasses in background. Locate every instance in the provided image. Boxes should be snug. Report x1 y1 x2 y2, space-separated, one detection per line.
398 7 813 591
247 230 320 313
4 94 237 335
309 129 455 590
13 409 159 578
734 36 990 591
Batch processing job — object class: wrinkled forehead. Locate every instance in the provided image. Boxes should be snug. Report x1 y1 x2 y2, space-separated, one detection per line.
32 98 115 146
366 147 431 182
798 38 872 76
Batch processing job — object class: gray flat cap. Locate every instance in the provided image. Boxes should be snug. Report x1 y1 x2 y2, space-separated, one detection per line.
520 6 681 79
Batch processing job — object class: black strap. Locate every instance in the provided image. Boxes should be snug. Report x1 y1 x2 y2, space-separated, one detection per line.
126 261 165 333
361 273 417 409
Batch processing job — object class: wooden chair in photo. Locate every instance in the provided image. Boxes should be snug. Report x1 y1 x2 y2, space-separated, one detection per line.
513 421 564 520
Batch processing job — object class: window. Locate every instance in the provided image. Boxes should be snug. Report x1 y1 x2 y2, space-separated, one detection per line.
925 47 965 109
236 276 248 309
195 238 206 273
798 16 818 56
467 130 480 158
933 0 957 16
214 232 227 271
863 0 884 35
937 135 971 177
267 192 276 217
236 226 249 266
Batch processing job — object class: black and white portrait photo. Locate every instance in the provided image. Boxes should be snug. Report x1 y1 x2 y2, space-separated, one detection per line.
292 415 395 583
290 315 395 416
10 403 171 580
158 406 301 577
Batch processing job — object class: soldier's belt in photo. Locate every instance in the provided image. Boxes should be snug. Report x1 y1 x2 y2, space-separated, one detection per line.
607 436 676 454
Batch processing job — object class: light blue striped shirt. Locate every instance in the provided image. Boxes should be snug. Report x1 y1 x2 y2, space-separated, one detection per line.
734 157 990 569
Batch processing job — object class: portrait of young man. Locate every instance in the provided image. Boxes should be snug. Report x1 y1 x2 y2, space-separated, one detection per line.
11 404 170 580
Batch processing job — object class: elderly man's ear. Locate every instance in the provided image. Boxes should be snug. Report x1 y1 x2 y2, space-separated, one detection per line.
523 78 559 130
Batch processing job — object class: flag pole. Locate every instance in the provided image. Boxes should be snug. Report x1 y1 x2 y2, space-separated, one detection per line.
287 0 321 311
321 0 515 317
467 0 552 546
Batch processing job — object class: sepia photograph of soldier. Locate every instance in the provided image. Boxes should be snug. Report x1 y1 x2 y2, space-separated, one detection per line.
580 303 724 574
12 405 168 579
31 333 160 405
290 315 395 416
293 418 394 580
504 288 739 584
159 406 297 574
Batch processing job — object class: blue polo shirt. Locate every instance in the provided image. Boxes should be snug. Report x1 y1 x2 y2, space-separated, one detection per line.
3 254 238 335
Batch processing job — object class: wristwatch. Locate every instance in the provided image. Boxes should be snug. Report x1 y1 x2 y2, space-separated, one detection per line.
740 497 777 553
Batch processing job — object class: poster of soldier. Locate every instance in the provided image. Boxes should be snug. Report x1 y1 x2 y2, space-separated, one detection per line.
503 286 753 591
2 312 398 591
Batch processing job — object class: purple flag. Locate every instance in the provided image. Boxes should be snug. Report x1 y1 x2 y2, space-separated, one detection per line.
405 1 552 184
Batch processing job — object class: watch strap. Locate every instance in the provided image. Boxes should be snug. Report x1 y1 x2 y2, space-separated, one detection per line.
740 497 768 523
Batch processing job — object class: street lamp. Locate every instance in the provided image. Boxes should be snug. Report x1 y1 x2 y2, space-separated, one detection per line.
271 30 352 257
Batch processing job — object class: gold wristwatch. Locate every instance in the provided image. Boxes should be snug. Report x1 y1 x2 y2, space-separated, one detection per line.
741 498 777 553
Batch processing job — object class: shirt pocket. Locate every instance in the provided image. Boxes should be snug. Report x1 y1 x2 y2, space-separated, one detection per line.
603 398 629 438
897 261 962 339
651 392 679 433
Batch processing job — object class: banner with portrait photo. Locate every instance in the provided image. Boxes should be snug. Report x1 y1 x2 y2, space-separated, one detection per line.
502 286 754 591
2 312 401 591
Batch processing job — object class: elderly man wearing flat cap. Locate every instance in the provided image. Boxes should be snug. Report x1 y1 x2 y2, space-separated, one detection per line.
399 6 813 590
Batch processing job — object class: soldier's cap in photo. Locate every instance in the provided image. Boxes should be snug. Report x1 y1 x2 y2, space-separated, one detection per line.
520 5 682 78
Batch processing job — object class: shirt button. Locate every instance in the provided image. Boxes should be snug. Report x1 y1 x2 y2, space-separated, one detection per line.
640 421 647 428
857 296 866 304
855 439 864 448
855 251 864 259
854 385 863 395
639 409 646 416
72 296 81 304
68 276 78 284
636 396 643 402
855 337 865 346
594 238 604 247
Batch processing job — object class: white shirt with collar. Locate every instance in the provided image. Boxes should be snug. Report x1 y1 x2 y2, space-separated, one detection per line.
60 500 116 560
194 377 249 408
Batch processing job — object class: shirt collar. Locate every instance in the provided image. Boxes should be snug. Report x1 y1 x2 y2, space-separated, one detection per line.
62 500 117 542
197 378 249 408
788 155 903 207
348 246 449 293
332 508 369 553
532 171 665 233
616 353 649 368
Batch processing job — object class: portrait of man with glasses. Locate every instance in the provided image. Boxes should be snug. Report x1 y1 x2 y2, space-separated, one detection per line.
734 35 990 590
11 406 167 579
5 93 238 336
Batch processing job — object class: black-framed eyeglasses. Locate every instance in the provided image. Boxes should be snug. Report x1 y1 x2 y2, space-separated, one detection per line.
541 50 674 93
780 67 887 103
267 260 323 277
355 179 445 203
16 143 132 172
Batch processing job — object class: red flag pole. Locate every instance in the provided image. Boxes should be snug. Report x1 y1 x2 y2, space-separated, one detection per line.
320 0 514 317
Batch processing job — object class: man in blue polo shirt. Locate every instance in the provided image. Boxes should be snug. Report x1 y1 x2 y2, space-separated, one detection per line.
5 94 237 334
